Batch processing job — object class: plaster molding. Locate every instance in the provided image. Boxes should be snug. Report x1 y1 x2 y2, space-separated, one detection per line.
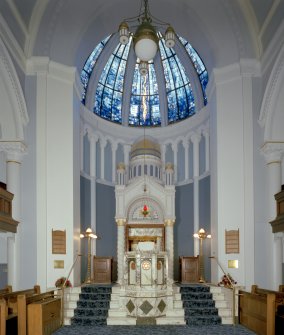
80 104 209 144
0 14 26 72
261 20 284 76
259 43 284 139
0 39 29 138
260 142 284 164
25 0 49 58
0 141 27 162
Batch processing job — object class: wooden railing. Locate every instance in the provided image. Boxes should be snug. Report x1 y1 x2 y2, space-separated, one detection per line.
239 285 284 335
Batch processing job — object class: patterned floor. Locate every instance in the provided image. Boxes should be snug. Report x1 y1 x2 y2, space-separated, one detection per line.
53 325 257 335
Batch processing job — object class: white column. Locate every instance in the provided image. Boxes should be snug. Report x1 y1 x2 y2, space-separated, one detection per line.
89 133 98 178
123 144 131 183
165 219 175 283
172 142 178 183
5 143 26 289
116 219 126 285
192 133 201 256
262 143 283 289
112 142 118 183
203 129 210 173
80 123 85 172
100 138 107 181
89 133 98 255
183 139 189 181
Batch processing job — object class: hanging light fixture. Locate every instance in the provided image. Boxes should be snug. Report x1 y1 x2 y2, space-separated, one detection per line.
119 0 175 62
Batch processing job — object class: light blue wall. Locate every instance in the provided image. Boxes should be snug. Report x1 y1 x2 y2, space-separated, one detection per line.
96 183 117 280
199 176 211 281
83 134 90 174
105 142 112 182
177 142 185 182
80 176 91 281
174 183 194 280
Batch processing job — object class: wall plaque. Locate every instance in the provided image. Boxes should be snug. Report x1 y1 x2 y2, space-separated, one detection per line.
52 229 66 254
225 229 239 254
54 260 64 269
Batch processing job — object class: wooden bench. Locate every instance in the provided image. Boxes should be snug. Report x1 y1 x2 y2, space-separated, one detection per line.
0 286 12 296
0 285 40 335
239 285 284 335
25 292 61 335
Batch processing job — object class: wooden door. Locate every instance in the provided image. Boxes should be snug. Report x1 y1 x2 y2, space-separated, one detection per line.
93 257 112 283
180 256 199 283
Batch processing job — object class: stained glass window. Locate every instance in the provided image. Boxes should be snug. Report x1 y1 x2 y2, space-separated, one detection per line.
178 36 208 105
81 35 111 104
94 37 132 123
80 32 208 126
158 33 195 123
129 61 161 126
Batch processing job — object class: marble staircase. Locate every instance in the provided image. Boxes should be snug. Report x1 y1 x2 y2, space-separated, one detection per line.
62 283 235 326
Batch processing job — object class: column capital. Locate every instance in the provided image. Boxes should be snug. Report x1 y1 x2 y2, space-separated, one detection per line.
182 138 190 149
100 137 107 149
0 141 27 162
164 219 175 227
112 141 118 152
116 218 126 226
274 232 284 240
261 142 284 164
191 133 201 144
88 132 99 143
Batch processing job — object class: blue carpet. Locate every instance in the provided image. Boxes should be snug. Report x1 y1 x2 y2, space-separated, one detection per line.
53 325 257 334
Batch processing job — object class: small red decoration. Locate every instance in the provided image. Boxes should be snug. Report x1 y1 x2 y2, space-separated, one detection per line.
142 204 149 217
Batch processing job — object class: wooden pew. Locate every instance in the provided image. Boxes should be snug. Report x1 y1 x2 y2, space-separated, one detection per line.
0 285 40 335
0 286 12 296
18 291 61 335
239 285 284 335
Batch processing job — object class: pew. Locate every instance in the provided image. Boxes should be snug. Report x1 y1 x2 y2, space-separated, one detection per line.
239 285 284 335
18 291 61 335
0 285 40 335
0 286 12 296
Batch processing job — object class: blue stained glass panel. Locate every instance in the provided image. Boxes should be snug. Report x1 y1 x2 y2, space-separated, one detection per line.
129 61 161 126
159 35 195 124
94 38 132 123
178 35 208 105
80 35 111 104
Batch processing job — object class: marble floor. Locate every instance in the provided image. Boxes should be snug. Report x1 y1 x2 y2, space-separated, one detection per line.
53 325 257 335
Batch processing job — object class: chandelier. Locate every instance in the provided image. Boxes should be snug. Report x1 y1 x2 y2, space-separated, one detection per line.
119 0 175 75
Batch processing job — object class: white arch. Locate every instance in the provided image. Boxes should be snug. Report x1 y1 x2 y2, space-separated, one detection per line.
259 43 284 141
0 38 28 140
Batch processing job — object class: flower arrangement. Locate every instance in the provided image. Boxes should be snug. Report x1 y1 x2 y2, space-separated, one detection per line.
218 273 237 288
55 277 72 288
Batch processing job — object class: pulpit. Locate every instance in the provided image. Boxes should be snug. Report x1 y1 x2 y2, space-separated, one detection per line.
180 256 199 283
93 256 112 283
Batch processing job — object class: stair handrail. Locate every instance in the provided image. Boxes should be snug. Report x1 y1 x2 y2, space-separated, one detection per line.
210 256 239 325
58 253 82 325
209 256 235 288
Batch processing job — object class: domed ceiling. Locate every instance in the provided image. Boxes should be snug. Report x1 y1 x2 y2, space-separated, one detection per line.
80 32 208 127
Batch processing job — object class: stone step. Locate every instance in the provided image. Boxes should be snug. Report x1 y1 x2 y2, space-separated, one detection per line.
185 315 221 326
156 317 185 325
218 307 232 317
72 316 107 326
107 317 136 325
